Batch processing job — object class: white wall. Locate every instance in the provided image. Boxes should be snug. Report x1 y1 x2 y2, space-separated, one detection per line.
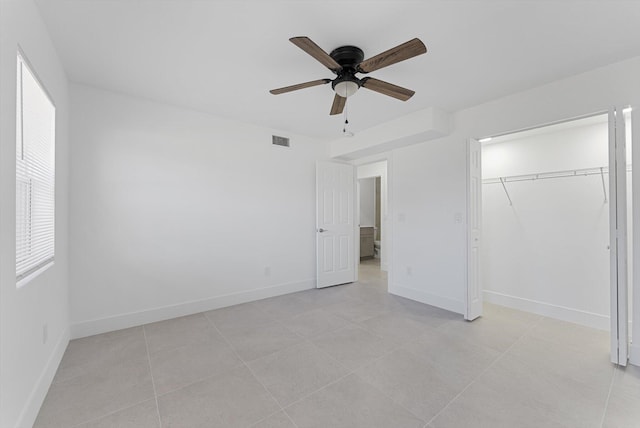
483 119 610 176
68 84 327 338
0 1 70 427
388 55 640 333
391 139 467 312
481 119 612 329
359 178 376 227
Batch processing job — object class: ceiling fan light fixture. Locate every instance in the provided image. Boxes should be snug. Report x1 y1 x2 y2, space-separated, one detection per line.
334 80 359 98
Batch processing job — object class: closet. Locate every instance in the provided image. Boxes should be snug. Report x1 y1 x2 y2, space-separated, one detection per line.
481 114 632 331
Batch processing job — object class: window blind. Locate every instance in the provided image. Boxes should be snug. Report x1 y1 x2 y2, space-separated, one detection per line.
16 53 56 283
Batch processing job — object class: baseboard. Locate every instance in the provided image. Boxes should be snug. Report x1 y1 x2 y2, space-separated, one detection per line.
70 279 315 339
483 290 609 331
16 327 69 428
389 283 464 315
630 343 640 367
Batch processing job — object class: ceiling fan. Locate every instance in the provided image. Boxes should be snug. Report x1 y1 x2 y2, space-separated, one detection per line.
270 37 427 115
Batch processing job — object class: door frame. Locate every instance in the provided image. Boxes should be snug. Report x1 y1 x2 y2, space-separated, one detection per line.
632 106 640 367
466 138 483 321
465 110 631 365
609 106 629 366
353 153 393 290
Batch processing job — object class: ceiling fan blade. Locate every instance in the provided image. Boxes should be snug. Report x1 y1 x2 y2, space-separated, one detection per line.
270 79 331 95
361 77 415 101
330 94 346 115
290 37 342 72
358 38 427 73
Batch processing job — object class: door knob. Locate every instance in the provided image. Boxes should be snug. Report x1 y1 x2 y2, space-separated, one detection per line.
318 228 327 233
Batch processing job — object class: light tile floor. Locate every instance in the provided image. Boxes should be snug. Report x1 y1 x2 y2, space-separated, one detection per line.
35 259 640 427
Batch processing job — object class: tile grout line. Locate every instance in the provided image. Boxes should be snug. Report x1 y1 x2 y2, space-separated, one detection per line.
275 336 359 425
59 328 162 428
599 365 618 428
280 338 404 413
349 325 495 424
146 281 449 425
248 408 291 428
281 408 301 428
203 312 301 428
142 326 163 428
422 315 545 428
305 319 438 424
66 397 156 428
147 310 314 400
350 352 430 424
252 289 447 423
153 363 244 399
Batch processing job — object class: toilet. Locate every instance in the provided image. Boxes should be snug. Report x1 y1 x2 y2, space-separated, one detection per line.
374 240 381 258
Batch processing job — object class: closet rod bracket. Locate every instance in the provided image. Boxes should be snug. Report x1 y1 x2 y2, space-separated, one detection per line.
499 177 513 206
600 167 608 204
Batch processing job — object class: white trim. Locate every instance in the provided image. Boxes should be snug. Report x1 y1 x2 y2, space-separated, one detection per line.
475 110 609 144
355 179 360 282
484 290 610 331
633 104 640 368
386 153 393 278
16 47 56 107
16 261 55 288
465 138 482 320
16 327 69 428
70 279 315 339
389 283 464 315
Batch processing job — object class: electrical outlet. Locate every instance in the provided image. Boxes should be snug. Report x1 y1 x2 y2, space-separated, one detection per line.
454 212 463 224
406 266 412 276
264 266 271 277
42 324 48 345
398 213 406 223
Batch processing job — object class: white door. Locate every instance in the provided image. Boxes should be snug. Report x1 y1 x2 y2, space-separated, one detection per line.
316 161 356 288
609 107 629 366
466 138 483 320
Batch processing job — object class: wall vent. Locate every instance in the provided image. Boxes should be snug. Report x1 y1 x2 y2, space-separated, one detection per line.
272 135 290 148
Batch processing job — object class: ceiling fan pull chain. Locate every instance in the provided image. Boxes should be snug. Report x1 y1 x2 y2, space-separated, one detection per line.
343 102 349 134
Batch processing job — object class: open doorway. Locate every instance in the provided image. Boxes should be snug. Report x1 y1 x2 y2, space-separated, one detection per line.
357 160 388 289
467 108 632 365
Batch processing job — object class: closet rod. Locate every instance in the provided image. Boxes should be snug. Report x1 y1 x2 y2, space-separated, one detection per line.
482 165 632 185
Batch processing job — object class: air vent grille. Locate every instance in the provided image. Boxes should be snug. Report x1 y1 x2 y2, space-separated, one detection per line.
272 135 290 147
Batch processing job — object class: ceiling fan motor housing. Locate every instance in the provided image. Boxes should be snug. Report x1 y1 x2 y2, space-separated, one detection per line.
330 45 364 97
329 45 364 69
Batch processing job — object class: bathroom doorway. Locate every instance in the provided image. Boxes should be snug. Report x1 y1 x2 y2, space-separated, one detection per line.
356 160 388 287
358 176 381 261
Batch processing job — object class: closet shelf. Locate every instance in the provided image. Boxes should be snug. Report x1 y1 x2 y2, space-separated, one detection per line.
483 164 632 206
482 165 631 185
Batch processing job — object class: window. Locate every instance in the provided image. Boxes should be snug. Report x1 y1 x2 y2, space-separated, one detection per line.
16 52 56 285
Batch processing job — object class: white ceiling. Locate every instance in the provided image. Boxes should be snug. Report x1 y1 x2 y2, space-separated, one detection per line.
35 1 640 140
